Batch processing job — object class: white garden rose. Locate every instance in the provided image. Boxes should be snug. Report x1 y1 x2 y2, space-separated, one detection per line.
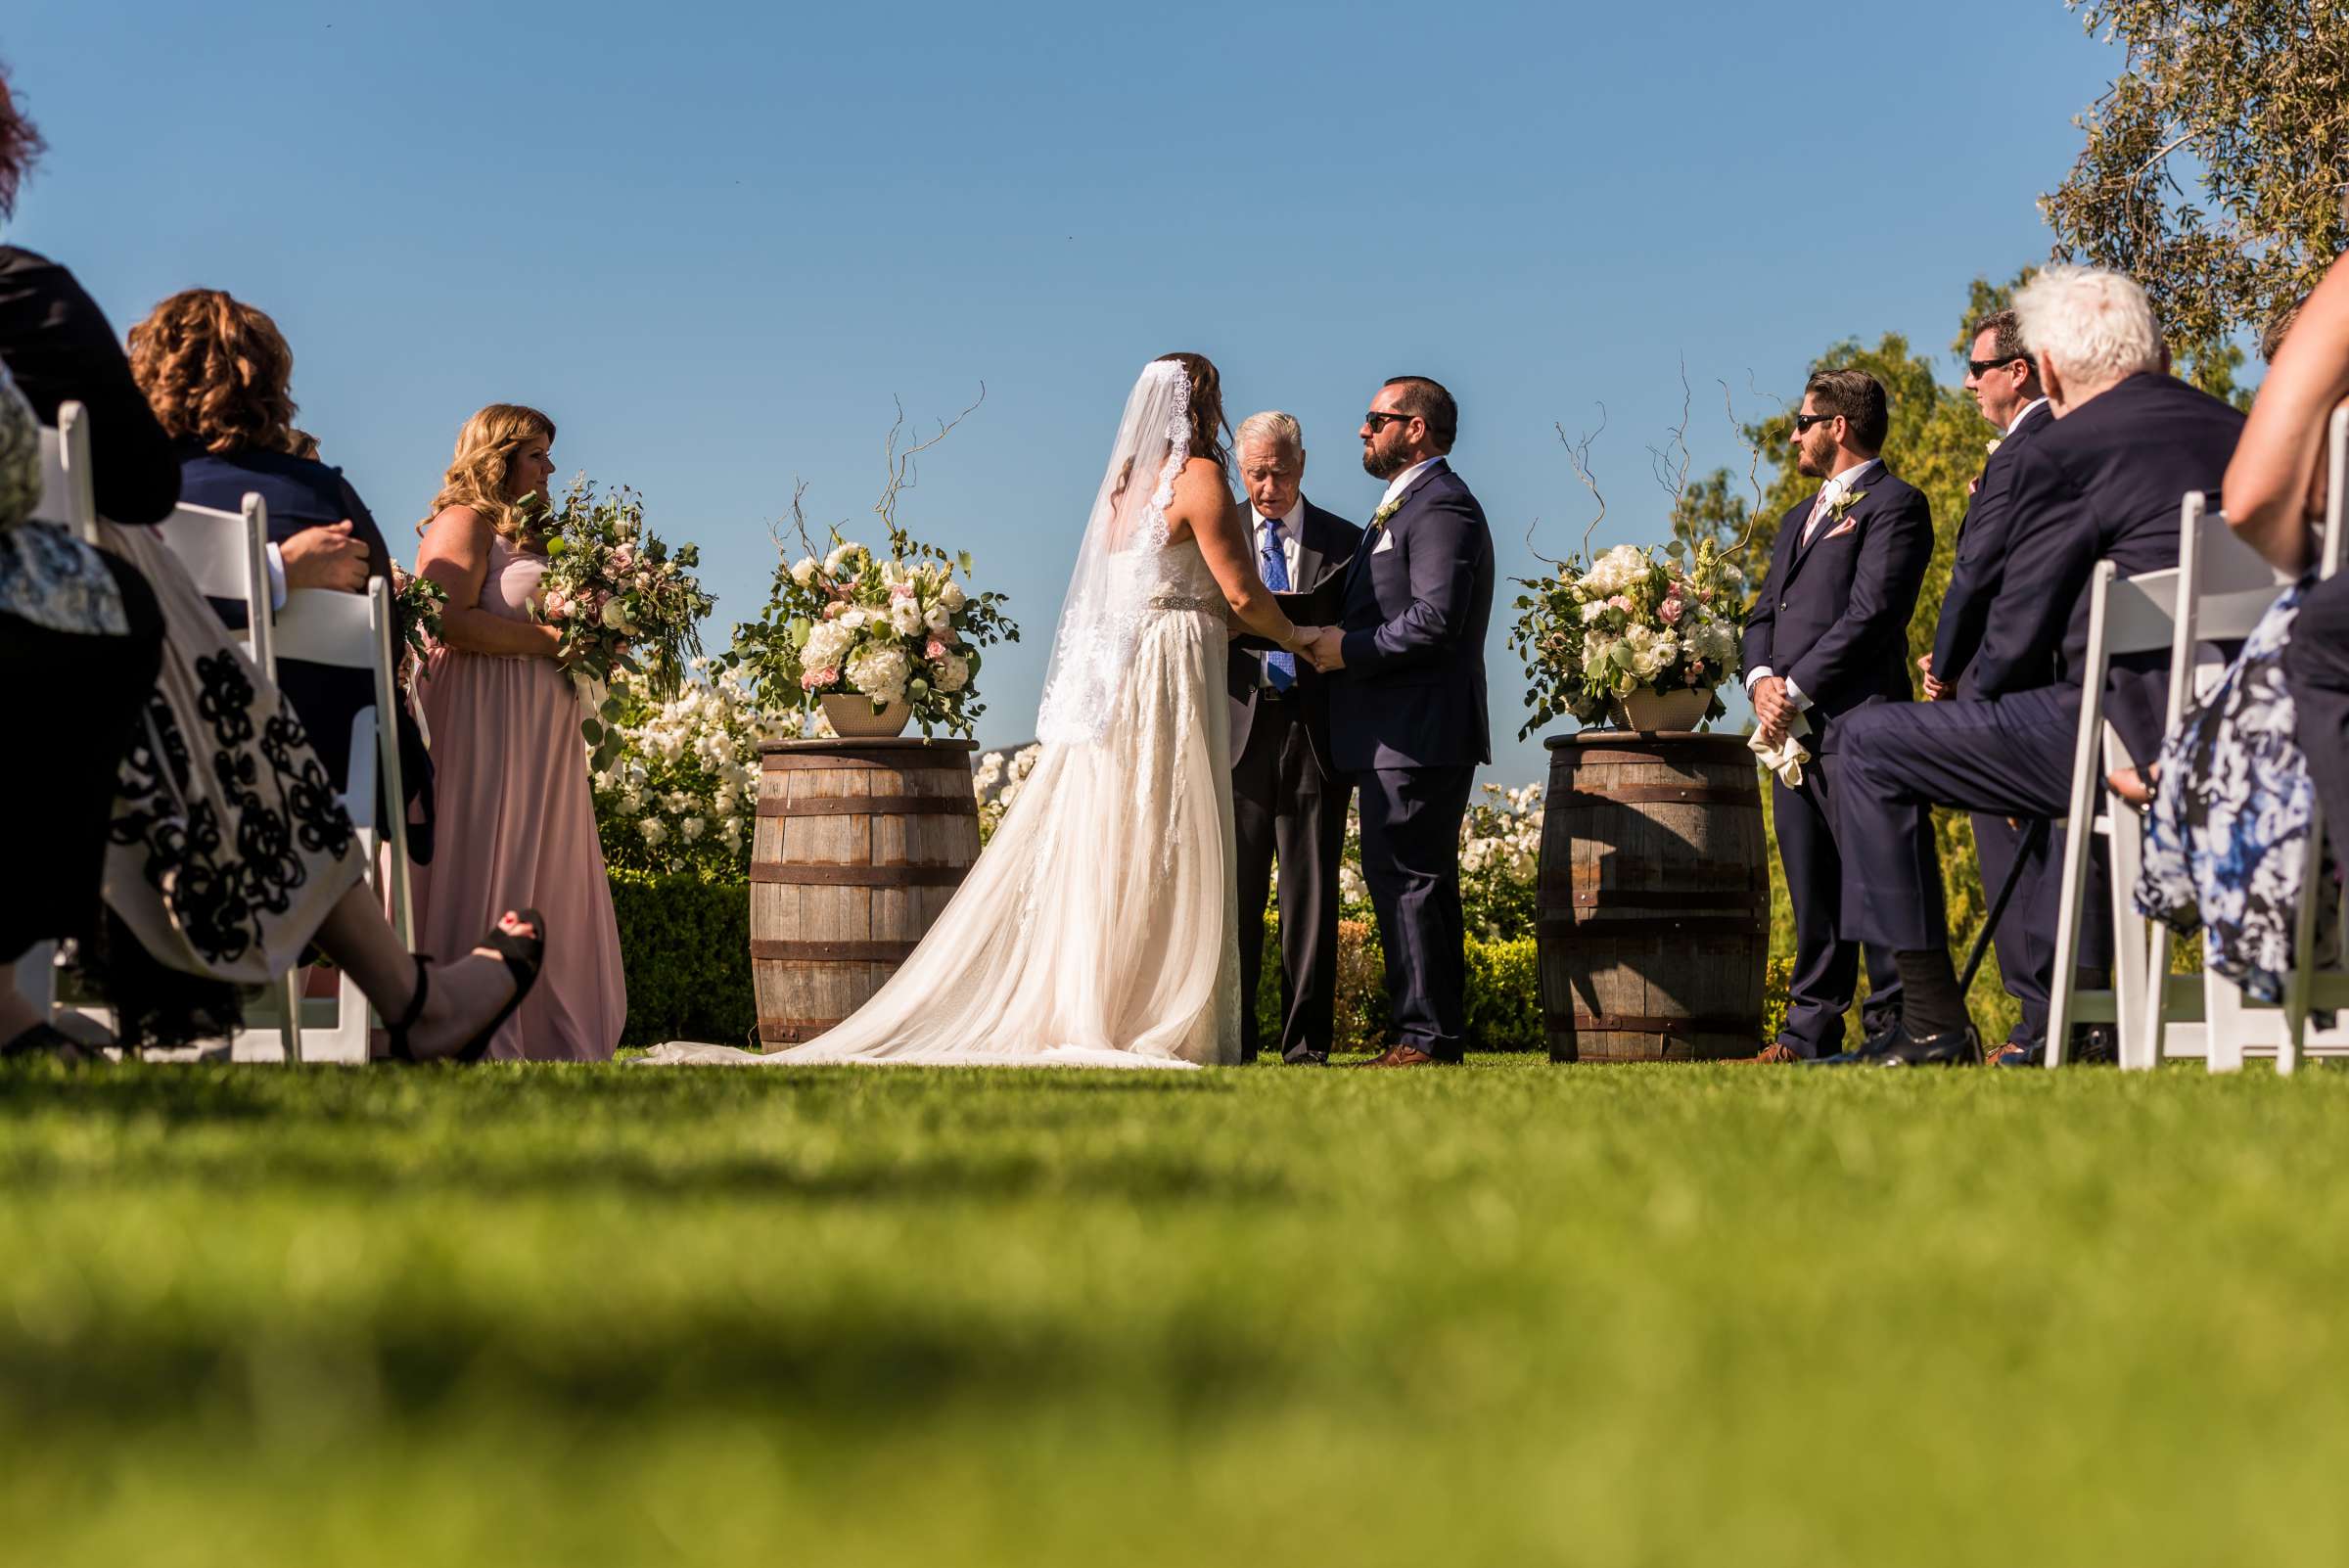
638 818 669 846
935 652 971 693
681 816 707 842
823 542 856 575
924 603 952 634
847 644 911 704
890 599 924 636
939 580 967 611
600 599 632 632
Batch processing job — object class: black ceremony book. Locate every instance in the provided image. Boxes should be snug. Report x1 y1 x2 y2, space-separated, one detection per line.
1232 552 1354 652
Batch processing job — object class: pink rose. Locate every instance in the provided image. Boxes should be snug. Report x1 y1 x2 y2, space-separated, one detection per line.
1659 596 1684 624
611 546 635 572
925 637 947 660
1608 594 1634 614
893 583 915 600
823 602 843 620
543 591 570 620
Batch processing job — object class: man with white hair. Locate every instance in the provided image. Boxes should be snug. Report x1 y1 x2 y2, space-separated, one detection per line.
1827 266 2244 1065
1228 410 1362 1064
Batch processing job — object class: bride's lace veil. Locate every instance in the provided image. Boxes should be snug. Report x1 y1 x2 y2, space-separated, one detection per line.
1034 357 1194 744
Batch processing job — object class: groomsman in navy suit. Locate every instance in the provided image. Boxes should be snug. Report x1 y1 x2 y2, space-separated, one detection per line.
1919 309 2057 1060
1833 267 2244 1065
1228 411 1363 1064
1304 377 1494 1067
1740 369 1937 1060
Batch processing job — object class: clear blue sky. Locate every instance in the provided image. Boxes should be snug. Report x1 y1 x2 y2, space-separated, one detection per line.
11 0 2120 781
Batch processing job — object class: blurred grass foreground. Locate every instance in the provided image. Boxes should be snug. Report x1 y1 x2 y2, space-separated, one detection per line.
5 1058 2348 1565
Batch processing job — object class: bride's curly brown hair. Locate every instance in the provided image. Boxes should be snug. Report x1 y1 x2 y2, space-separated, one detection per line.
0 64 44 220
1154 351 1230 472
127 289 317 458
420 403 557 539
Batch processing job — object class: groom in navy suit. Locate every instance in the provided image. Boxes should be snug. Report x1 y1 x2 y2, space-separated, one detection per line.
1304 377 1494 1067
1741 369 1937 1061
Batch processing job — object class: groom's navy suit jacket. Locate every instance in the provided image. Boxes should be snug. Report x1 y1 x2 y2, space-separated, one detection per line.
1329 458 1495 773
1738 459 1933 754
1227 498 1362 781
1931 398 2053 700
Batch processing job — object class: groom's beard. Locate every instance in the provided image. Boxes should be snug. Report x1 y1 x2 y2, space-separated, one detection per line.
1361 444 1410 480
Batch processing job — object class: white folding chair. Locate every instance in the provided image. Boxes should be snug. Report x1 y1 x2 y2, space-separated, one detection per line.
242 578 415 1065
2045 563 2180 1067
2195 407 2349 1071
157 492 273 664
2136 493 2295 1068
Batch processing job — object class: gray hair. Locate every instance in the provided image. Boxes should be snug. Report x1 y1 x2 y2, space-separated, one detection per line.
2012 265 2163 390
1234 410 1305 461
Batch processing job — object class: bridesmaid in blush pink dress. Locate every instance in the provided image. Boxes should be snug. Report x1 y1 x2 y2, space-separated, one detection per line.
409 403 624 1060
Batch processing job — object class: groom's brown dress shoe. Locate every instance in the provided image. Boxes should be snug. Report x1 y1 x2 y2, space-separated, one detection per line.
1359 1044 1442 1069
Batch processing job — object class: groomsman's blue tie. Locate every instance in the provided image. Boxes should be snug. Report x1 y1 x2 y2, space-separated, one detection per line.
1259 518 1295 691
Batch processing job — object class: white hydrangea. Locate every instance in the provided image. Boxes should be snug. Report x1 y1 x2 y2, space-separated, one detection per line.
803 620 855 673
934 652 971 693
847 644 911 704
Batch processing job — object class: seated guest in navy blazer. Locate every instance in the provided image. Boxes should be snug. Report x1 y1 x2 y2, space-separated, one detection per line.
1921 309 2057 1060
127 289 392 793
1833 267 2245 1065
1740 368 1935 1061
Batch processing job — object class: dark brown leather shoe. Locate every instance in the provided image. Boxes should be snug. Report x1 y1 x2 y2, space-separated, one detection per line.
1359 1043 1443 1068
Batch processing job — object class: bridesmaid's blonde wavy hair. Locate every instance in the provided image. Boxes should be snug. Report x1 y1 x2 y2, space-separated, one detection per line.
419 402 556 538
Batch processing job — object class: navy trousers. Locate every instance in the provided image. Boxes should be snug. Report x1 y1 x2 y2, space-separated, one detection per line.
1354 764 1476 1060
1773 754 1904 1056
1970 810 2051 1045
2285 572 2349 849
1835 686 2111 971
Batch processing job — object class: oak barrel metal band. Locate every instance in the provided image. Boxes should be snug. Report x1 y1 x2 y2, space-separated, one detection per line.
750 939 924 963
1548 738 1758 766
1554 785 1758 807
761 751 979 770
1545 1012 1759 1035
750 863 970 886
759 1018 844 1042
754 795 979 817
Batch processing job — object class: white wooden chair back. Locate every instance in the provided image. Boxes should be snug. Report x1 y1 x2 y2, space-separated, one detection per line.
30 401 100 545
157 495 273 669
229 577 414 1066
2044 562 2181 1067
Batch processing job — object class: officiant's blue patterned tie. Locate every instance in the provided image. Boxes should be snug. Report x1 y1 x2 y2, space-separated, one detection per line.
1260 518 1295 691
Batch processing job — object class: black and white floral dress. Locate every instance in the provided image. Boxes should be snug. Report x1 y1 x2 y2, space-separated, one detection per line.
2136 586 2336 1003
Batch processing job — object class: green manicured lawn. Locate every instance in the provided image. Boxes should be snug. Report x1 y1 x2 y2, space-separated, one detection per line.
5 1056 2347 1565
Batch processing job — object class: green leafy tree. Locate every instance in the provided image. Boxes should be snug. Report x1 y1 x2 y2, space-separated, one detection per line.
2044 0 2349 388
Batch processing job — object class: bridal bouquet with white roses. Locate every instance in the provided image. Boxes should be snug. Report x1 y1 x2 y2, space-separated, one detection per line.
529 478 716 767
1508 537 1746 736
728 534 1018 736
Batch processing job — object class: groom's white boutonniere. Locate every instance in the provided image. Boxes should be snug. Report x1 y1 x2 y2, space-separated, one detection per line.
1819 487 1867 539
1985 438 2003 457
1368 498 1403 532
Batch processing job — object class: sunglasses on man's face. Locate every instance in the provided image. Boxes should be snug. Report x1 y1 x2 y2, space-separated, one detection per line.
1790 411 1836 433
1966 353 2033 378
1362 411 1415 432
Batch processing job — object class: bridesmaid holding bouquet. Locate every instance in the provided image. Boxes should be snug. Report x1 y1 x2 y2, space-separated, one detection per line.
410 404 625 1060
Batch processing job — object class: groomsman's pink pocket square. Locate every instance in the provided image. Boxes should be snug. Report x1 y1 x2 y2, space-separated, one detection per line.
1822 517 1863 541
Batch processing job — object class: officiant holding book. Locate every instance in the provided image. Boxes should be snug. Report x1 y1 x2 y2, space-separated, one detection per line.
1228 411 1362 1064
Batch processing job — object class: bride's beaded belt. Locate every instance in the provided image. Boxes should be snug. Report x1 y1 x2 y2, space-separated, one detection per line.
1149 594 1221 614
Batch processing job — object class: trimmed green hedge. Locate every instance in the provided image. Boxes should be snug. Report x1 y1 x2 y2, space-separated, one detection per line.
613 879 1546 1054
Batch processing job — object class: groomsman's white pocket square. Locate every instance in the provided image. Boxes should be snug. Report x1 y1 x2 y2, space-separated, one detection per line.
1372 530 1397 554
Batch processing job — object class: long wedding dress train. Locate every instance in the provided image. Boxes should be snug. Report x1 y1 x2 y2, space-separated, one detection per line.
642 361 1242 1069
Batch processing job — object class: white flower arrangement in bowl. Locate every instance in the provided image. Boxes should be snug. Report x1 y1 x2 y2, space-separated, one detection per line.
1508 538 1747 735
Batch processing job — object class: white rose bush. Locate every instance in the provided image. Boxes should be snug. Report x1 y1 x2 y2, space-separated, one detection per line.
592 662 829 881
1506 537 1747 736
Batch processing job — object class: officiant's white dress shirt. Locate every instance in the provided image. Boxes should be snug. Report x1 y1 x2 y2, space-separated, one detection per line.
1744 456 1881 713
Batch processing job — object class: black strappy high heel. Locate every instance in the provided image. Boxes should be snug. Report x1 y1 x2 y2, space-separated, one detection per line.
384 909 548 1065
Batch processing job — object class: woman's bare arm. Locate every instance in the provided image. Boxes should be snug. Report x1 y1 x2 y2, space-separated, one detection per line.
416 507 563 659
1167 459 1305 651
2227 255 2349 573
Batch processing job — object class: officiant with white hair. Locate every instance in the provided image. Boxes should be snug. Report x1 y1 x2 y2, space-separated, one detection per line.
1228 410 1362 1064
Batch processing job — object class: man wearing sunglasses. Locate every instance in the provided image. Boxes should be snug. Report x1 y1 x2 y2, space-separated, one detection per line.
1740 369 1937 1062
1921 309 2056 1064
1302 376 1494 1068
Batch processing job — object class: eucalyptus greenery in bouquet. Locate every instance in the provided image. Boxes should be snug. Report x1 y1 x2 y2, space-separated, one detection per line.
1507 537 1746 738
527 477 715 769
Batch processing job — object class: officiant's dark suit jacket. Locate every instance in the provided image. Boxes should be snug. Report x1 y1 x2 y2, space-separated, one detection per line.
1739 459 1931 1054
1738 460 1934 754
1329 459 1494 772
1228 498 1361 781
1932 399 2054 701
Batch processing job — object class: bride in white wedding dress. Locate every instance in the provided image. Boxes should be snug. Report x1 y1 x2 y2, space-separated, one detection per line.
643 353 1314 1069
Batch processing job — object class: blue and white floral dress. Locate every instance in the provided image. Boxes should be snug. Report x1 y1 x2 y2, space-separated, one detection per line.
2136 585 2336 1003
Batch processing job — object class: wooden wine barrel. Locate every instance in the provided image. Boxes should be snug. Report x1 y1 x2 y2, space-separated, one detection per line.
1537 731 1768 1061
751 737 981 1047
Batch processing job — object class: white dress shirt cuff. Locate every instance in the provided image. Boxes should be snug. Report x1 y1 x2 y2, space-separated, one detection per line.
1784 674 1813 711
265 542 288 612
1744 666 1773 690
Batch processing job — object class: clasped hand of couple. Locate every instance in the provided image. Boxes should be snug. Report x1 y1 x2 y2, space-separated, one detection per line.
1282 624 1345 673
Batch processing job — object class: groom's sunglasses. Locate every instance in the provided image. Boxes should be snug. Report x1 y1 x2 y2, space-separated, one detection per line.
1362 411 1415 431
1790 411 1837 432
